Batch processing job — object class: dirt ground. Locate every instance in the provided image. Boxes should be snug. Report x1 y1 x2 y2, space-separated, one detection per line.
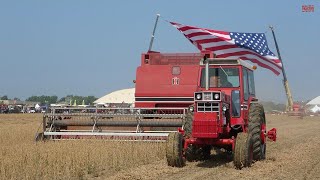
98 114 320 180
0 114 319 180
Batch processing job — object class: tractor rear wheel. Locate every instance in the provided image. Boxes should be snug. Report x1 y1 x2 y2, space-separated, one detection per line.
248 103 266 161
234 132 253 169
166 132 186 167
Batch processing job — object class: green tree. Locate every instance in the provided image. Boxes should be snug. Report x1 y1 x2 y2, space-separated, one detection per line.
1 95 8 100
260 101 286 112
26 95 58 104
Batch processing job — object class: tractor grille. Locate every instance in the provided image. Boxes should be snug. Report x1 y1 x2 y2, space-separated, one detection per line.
197 102 219 112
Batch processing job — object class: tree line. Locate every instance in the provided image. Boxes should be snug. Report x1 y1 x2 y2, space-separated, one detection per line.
1 95 97 105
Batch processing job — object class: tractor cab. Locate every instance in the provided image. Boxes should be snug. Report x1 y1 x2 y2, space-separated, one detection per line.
171 57 277 169
190 58 258 137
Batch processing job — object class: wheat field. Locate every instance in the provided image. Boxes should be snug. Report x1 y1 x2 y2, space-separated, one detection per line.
1 114 320 180
0 114 166 180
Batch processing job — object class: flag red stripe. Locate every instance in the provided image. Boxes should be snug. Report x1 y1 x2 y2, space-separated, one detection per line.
194 38 227 44
216 53 282 75
205 45 239 51
215 54 280 75
170 21 282 75
206 29 229 35
177 26 229 36
186 32 212 38
273 59 281 63
239 57 280 75
217 50 282 69
171 22 229 36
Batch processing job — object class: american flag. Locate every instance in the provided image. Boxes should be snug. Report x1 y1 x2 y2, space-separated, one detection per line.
170 22 282 75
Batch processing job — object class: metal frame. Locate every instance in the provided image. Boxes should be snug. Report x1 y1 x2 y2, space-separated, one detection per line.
37 107 187 141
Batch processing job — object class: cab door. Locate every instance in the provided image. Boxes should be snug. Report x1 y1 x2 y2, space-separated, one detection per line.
242 68 250 121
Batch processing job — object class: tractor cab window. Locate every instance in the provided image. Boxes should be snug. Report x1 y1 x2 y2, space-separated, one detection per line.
200 67 239 88
242 68 249 100
248 70 255 95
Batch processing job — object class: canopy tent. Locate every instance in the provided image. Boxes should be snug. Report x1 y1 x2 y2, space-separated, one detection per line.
307 96 320 105
35 104 41 110
310 105 320 113
94 88 135 105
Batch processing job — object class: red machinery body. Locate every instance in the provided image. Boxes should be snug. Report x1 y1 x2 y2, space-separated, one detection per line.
135 51 214 108
288 103 305 118
134 51 276 151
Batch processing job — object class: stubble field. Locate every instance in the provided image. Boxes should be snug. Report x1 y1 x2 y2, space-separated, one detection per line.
0 114 319 180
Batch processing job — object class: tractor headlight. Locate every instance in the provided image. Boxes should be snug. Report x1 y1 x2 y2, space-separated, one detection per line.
189 106 194 112
214 93 220 100
222 106 227 111
195 93 202 100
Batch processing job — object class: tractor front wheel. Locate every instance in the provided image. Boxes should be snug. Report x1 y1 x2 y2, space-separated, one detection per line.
166 132 186 167
183 111 193 138
248 103 266 161
234 132 253 169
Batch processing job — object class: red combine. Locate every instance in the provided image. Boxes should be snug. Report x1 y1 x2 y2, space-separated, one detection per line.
37 50 276 169
287 103 305 119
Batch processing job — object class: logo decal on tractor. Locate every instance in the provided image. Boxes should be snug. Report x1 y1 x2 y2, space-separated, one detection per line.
172 77 180 85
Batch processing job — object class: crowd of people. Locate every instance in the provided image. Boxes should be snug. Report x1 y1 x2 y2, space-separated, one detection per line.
0 104 47 114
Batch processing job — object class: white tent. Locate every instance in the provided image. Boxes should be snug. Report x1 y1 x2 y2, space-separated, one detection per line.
307 96 320 105
310 105 320 113
35 104 41 111
94 88 135 105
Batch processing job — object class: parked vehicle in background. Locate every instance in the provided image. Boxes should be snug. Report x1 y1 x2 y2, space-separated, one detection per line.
28 107 36 113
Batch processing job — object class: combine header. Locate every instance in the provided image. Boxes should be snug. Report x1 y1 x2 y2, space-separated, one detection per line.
36 107 186 141
36 51 277 169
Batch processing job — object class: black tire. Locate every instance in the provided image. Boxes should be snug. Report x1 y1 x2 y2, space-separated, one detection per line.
166 132 186 167
234 132 253 169
248 103 266 161
184 112 193 138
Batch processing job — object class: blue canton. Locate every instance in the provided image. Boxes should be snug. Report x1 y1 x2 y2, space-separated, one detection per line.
229 32 276 56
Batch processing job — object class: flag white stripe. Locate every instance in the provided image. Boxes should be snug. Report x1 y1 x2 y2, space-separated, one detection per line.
182 28 211 35
214 48 282 69
201 40 235 49
170 22 282 75
189 35 220 41
181 29 230 39
187 31 230 40
227 54 282 73
171 24 184 29
214 48 282 72
265 55 279 60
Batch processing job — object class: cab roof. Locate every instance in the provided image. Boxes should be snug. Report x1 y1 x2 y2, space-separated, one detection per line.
200 58 257 71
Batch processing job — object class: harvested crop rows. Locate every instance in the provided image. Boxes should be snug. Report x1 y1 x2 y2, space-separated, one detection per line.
0 114 320 180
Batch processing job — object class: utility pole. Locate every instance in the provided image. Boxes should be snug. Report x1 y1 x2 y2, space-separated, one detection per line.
269 26 294 111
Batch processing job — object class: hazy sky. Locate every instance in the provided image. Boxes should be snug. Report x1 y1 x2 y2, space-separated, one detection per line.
0 1 319 103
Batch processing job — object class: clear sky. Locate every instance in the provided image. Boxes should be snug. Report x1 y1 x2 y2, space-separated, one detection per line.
0 0 319 103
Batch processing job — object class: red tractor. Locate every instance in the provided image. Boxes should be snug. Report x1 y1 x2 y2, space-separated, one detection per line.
134 51 276 168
